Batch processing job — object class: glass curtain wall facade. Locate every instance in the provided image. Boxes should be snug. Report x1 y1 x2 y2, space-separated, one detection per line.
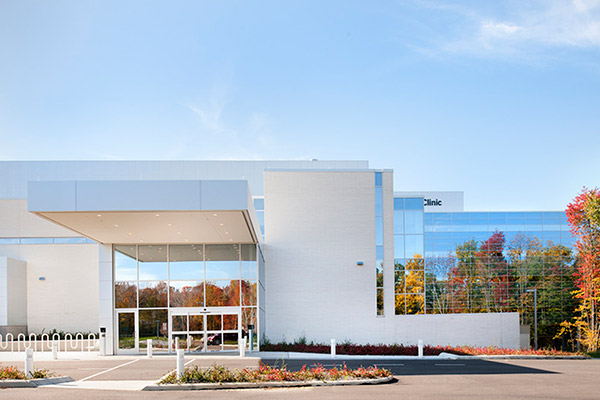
375 172 384 316
114 243 261 352
392 197 577 346
394 198 425 315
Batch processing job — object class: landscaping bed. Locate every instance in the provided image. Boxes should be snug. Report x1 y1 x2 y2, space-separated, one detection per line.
261 342 585 357
0 365 71 388
151 363 393 390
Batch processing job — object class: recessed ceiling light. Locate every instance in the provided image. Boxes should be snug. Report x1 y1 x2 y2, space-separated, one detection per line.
128 232 132 236
114 224 119 227
185 239 189 242
177 232 181 235
167 223 172 227
213 213 218 216
220 223 224 226
97 214 102 217
225 232 229 235
139 240 144 242
155 213 160 217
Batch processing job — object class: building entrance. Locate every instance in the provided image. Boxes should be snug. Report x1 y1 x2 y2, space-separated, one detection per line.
169 309 241 353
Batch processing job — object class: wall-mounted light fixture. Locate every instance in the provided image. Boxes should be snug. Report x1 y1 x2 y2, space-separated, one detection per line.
356 261 364 266
39 277 46 281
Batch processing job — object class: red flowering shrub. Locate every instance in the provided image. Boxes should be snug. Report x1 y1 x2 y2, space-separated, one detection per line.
261 342 583 357
159 363 391 384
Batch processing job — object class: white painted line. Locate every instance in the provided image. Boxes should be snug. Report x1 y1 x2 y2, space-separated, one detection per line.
79 359 140 382
434 363 466 367
367 363 405 367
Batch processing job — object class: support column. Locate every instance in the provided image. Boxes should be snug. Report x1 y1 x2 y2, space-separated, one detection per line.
98 244 114 355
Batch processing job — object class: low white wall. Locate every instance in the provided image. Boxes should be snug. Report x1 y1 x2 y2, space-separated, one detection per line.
390 313 520 348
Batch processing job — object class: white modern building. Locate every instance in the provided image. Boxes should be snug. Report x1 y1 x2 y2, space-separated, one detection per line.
0 160 522 354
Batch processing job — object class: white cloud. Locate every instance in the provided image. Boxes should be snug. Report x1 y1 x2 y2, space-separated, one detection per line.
184 88 279 160
429 0 600 57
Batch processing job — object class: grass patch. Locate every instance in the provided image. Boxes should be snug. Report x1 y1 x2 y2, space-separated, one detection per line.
0 365 53 380
159 363 391 384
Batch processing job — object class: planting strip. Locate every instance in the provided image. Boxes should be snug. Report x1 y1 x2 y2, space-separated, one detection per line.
143 375 394 391
0 376 73 388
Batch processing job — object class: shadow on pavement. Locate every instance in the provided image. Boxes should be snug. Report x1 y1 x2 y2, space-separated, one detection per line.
261 358 558 376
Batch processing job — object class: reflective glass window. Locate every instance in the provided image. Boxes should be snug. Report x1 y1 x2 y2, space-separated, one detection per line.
115 245 137 281
394 235 405 259
54 237 89 244
394 198 404 210
138 281 168 308
170 245 204 280
115 281 137 308
138 245 168 280
20 238 53 244
205 244 240 280
394 210 404 234
206 280 240 307
376 245 384 259
375 216 383 245
375 172 383 186
169 281 204 307
253 198 264 210
375 187 383 216
405 211 424 234
405 235 424 258
241 280 257 306
404 198 424 210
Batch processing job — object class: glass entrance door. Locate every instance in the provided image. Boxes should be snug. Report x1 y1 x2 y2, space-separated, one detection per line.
169 310 240 353
117 310 138 354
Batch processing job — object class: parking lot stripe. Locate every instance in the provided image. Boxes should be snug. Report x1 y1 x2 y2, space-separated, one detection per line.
79 359 140 382
434 363 466 367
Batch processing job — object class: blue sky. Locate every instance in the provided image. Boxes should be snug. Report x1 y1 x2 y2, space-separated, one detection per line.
0 0 599 211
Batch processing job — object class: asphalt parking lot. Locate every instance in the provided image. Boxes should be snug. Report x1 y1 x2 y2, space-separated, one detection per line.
0 356 599 399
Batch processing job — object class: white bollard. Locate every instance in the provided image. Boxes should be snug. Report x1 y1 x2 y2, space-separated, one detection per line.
99 333 106 356
25 348 34 378
52 341 58 360
176 349 185 379
147 339 152 358
418 339 424 358
239 337 246 357
330 339 336 357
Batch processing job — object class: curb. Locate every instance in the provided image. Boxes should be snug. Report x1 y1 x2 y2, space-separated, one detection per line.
143 375 394 391
0 376 73 388
456 355 590 360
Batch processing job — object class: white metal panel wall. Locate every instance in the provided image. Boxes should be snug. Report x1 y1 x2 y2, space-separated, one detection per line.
6 257 27 326
264 170 380 343
0 199 78 237
0 160 369 199
0 244 99 333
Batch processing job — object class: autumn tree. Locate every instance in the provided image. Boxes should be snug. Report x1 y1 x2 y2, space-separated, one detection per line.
563 188 600 352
